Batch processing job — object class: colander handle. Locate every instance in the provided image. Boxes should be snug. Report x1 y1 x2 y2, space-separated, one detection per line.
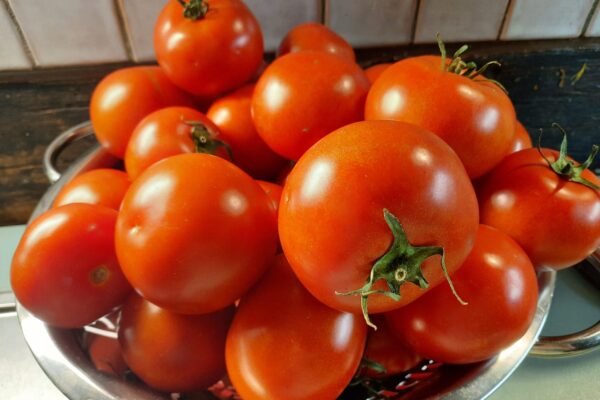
43 121 95 183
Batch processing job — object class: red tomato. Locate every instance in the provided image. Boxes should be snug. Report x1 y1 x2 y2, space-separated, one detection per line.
119 293 234 393
90 66 194 159
279 120 479 324
53 169 130 210
207 85 288 180
252 51 370 160
385 225 538 364
124 106 225 180
256 180 282 220
509 120 533 153
277 22 355 62
87 334 128 377
365 55 516 179
364 63 392 84
154 0 263 97
226 255 367 400
11 204 131 328
116 153 277 314
477 144 600 269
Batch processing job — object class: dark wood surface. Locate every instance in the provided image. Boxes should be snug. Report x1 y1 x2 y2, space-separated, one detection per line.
1 39 600 225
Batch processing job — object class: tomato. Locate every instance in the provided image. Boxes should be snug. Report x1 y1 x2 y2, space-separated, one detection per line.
124 106 225 180
87 334 128 377
256 180 282 220
11 204 131 328
360 315 421 378
385 225 538 364
90 66 194 158
364 63 392 84
154 0 263 98
252 51 370 160
53 169 130 210
277 22 355 62
226 255 367 400
116 153 277 314
207 85 288 180
279 120 479 325
477 140 600 269
509 120 533 153
365 54 516 179
119 293 234 393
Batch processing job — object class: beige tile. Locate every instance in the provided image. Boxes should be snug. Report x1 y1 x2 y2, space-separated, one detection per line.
585 3 600 36
0 3 31 70
9 0 128 67
121 0 165 62
501 0 594 40
245 0 322 52
326 0 417 47
414 0 509 44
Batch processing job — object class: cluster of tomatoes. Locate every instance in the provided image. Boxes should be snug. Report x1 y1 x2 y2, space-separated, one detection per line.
11 0 600 399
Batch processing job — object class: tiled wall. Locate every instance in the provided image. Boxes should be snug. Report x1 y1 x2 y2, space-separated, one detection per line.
1 0 599 71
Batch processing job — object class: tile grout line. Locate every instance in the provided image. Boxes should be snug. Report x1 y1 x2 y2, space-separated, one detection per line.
581 0 600 37
497 0 512 41
2 0 37 68
410 0 421 44
113 0 136 62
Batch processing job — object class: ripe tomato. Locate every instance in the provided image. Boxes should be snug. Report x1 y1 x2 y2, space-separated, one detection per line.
277 22 355 62
124 106 225 180
256 180 282 221
365 55 516 179
90 66 194 158
87 334 128 377
11 204 131 328
53 169 130 210
364 63 392 84
207 85 288 180
385 225 538 364
154 0 263 98
119 293 234 393
115 153 277 314
279 120 479 325
226 255 367 400
509 120 533 153
252 51 370 160
477 140 600 269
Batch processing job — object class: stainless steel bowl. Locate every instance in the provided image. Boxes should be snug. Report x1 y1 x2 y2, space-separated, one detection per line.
15 122 600 399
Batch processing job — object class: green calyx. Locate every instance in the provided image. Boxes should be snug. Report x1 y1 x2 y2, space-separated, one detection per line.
186 120 233 159
336 209 466 330
177 0 209 20
539 123 600 190
436 33 506 92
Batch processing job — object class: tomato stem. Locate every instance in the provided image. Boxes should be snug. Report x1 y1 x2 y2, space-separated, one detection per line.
336 209 466 330
177 0 209 20
538 124 600 190
186 120 233 159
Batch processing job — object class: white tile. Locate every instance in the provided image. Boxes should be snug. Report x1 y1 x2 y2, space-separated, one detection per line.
9 0 128 67
0 3 31 70
245 0 322 52
585 3 600 36
501 0 594 40
414 0 509 44
326 0 417 47
121 0 165 62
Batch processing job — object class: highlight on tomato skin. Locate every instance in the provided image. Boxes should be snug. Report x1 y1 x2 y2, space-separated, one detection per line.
277 22 356 62
53 168 130 210
508 120 533 154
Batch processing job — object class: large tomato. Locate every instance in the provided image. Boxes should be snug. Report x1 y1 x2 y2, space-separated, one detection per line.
90 66 194 158
385 225 538 364
11 203 131 328
277 22 355 62
365 54 516 179
226 255 367 400
279 120 479 326
53 168 130 210
207 84 288 180
154 0 263 98
115 153 277 314
252 51 370 160
477 139 600 269
119 293 234 393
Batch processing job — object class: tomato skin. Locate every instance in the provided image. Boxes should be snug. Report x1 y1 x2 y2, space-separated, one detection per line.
87 334 128 377
207 85 288 180
11 204 131 328
364 63 392 84
279 120 479 314
115 153 277 314
365 56 516 179
124 106 223 180
154 0 263 98
252 51 370 160
226 255 367 400
277 22 355 62
478 148 600 269
53 169 130 210
119 293 234 393
256 180 282 220
385 225 538 364
90 66 194 159
509 120 533 153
